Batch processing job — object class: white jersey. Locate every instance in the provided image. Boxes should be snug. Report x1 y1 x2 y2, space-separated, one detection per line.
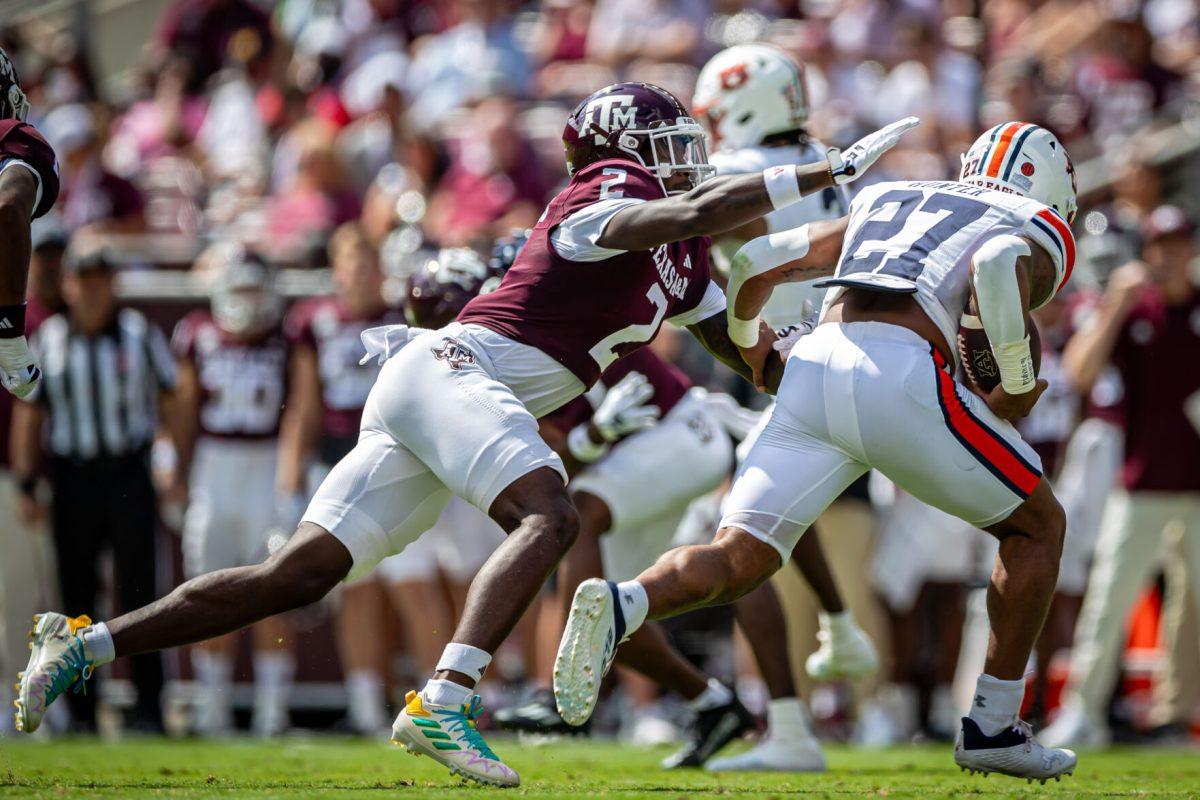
817 180 1074 366
711 141 847 329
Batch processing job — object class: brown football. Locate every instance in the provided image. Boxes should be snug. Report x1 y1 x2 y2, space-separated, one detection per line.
957 302 1041 393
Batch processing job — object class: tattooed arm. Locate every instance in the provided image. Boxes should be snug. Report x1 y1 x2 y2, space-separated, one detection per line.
689 313 785 394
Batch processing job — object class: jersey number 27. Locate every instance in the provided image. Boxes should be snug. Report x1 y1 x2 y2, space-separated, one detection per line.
843 189 989 279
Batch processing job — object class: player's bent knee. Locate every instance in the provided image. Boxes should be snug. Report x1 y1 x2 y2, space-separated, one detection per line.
262 523 352 609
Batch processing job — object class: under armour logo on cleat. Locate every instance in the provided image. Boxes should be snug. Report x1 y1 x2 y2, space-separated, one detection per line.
974 694 986 709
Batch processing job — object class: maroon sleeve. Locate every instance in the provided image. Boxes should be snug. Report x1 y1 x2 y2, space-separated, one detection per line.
0 120 60 218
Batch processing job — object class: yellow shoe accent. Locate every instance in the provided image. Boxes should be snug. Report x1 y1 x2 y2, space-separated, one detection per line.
404 690 430 717
66 615 92 635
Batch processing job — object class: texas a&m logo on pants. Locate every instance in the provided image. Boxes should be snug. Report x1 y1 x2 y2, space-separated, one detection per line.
431 338 477 370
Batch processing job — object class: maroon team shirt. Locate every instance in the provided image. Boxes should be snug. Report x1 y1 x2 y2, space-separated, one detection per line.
172 311 291 441
1111 287 1200 492
0 119 59 219
459 159 713 387
284 296 406 452
542 348 692 433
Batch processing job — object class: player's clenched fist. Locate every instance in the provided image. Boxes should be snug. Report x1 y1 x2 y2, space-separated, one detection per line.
984 377 1049 422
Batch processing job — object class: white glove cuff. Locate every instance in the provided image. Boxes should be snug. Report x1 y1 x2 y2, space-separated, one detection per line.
568 423 608 463
994 337 1037 394
762 165 802 210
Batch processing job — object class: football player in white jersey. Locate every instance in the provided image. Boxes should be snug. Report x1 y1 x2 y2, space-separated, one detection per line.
556 122 1082 783
692 44 879 772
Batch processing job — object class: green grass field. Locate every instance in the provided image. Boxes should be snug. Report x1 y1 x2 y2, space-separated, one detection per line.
2 738 1198 799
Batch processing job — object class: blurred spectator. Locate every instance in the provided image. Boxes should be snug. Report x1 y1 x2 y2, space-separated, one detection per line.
42 104 146 234
405 0 533 126
1048 205 1200 746
588 0 709 67
423 97 547 250
11 244 176 733
266 119 361 263
152 0 274 92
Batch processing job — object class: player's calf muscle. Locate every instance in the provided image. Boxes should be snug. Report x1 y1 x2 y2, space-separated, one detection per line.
642 528 779 618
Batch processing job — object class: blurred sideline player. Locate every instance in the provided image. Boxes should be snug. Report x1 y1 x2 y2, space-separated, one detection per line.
0 46 57 400
169 246 295 736
19 80 914 786
278 223 406 734
691 43 881 769
558 121 1083 782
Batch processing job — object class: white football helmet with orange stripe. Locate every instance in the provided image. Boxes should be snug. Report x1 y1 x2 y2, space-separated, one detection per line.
959 122 1077 225
694 44 808 151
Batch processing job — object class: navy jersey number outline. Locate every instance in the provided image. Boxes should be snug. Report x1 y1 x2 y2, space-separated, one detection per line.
842 189 990 279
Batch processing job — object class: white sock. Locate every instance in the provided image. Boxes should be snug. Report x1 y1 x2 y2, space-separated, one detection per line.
253 651 295 696
968 673 1025 736
345 669 387 732
766 697 815 740
80 621 115 666
818 609 854 640
193 650 233 694
422 678 473 709
688 678 733 712
614 580 648 635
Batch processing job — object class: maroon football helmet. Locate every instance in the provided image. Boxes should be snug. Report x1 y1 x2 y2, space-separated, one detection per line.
0 47 29 121
563 82 714 194
406 247 504 329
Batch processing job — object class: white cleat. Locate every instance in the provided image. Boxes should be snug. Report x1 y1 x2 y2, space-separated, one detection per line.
705 733 827 772
805 616 879 681
954 717 1076 783
391 690 519 787
1037 703 1111 749
553 578 623 727
14 613 95 734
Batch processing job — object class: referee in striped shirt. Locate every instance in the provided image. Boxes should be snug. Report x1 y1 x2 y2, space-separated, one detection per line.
10 243 175 732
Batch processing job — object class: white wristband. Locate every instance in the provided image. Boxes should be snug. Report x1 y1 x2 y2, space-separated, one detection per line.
568 423 608 463
994 336 1037 394
762 165 801 210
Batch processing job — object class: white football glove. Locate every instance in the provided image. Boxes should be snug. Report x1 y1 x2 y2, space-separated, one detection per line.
827 116 920 186
772 300 819 357
592 371 661 442
0 336 41 400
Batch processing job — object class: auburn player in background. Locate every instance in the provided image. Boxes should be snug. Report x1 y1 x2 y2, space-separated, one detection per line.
169 246 296 737
0 47 60 399
18 80 914 787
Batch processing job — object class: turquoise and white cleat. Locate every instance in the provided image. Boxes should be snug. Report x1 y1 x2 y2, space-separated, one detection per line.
553 578 624 727
15 613 95 733
391 690 519 787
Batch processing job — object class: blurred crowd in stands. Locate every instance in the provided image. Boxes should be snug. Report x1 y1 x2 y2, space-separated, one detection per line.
1 0 1199 746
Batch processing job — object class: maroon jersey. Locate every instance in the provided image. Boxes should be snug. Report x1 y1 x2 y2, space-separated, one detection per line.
1111 287 1200 492
542 348 692 432
172 311 290 440
284 296 405 449
0 120 59 218
459 159 714 386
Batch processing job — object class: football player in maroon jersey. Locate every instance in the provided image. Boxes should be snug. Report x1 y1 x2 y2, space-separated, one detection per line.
169 245 296 737
0 47 61 400
17 81 914 786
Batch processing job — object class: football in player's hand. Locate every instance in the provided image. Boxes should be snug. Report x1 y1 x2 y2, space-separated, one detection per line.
957 302 1041 394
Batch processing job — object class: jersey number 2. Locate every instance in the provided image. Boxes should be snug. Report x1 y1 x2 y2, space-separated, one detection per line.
588 283 669 370
843 189 989 279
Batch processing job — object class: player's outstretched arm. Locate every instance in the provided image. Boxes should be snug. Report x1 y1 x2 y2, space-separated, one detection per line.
599 118 919 251
969 235 1056 420
1061 261 1147 393
725 217 848 350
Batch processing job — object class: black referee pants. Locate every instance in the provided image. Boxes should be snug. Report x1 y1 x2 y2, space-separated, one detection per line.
50 451 164 728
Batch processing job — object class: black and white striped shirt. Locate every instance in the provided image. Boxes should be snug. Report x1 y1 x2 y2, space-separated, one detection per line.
33 309 176 460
